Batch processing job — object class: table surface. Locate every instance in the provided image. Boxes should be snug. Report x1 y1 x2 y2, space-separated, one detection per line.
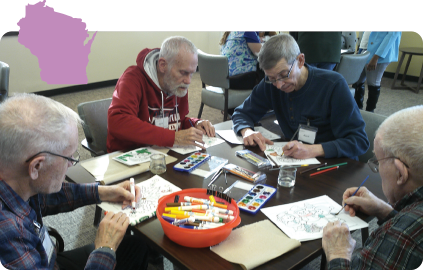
66 120 384 270
399 47 423 55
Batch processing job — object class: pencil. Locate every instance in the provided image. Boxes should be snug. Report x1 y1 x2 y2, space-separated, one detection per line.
310 166 338 176
300 162 327 174
317 162 347 171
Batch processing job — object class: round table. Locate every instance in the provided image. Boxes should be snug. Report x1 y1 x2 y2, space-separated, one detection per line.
391 47 423 93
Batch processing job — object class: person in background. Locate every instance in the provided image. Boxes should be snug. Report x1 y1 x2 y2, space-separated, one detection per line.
353 32 402 112
290 32 342 71
107 36 215 153
322 105 423 269
0 93 149 270
232 33 369 160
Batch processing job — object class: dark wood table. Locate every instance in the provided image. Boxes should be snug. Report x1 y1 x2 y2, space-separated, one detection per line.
66 121 384 270
391 47 423 93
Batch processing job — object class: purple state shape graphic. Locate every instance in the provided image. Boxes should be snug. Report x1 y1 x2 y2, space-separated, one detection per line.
17 0 97 84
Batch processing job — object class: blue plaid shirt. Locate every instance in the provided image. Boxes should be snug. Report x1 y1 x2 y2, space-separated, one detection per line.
328 186 423 270
0 180 116 270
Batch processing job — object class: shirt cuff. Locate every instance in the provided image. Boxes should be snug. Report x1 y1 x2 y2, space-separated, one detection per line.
328 258 351 270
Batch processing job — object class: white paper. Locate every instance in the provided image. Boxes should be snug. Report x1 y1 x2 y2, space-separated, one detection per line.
168 135 225 155
264 142 320 167
97 175 181 226
112 147 167 166
261 195 369 242
216 127 281 145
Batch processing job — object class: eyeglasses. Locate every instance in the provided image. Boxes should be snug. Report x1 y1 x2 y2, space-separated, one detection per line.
25 150 80 166
265 57 298 84
367 155 409 173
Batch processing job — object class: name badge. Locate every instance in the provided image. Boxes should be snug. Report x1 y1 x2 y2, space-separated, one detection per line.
298 124 318 144
35 221 54 265
155 116 169 129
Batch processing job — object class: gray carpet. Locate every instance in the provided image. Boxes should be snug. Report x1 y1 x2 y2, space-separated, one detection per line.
42 73 422 269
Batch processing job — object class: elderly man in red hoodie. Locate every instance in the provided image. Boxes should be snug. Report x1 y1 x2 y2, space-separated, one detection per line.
107 36 215 153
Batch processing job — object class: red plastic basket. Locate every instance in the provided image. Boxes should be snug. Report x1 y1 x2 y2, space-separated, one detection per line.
157 188 241 248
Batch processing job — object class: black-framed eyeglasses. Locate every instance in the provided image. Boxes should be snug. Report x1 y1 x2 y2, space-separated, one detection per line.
25 150 80 166
265 56 298 84
367 155 409 173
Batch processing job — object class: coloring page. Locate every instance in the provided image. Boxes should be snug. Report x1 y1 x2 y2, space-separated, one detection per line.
264 143 320 166
261 195 368 242
97 175 181 225
112 147 166 166
216 127 281 145
168 135 225 155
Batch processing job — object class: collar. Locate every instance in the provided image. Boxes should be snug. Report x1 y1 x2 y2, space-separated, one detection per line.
0 179 34 219
393 186 423 211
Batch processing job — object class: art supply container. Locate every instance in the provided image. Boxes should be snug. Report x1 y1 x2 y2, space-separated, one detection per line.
278 167 297 187
157 188 241 248
150 154 166 174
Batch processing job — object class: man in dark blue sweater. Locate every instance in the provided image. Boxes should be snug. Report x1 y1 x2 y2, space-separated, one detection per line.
232 33 369 160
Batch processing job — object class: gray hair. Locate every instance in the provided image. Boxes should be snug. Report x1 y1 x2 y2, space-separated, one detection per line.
0 93 82 168
258 33 300 70
159 36 197 68
377 105 423 175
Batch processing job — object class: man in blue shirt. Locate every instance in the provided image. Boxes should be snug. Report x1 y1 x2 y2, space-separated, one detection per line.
232 33 369 160
0 93 148 270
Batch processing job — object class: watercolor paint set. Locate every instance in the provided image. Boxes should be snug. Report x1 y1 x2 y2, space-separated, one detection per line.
174 153 211 173
222 164 267 183
236 184 276 214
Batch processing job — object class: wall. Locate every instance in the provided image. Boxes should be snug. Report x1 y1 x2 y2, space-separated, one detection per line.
0 31 222 94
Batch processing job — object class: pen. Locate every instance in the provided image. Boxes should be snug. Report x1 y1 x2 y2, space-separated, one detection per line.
317 162 348 171
130 178 136 212
309 166 339 176
300 163 327 174
188 118 195 128
336 175 370 215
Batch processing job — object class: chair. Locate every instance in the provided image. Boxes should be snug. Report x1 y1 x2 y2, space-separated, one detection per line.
197 49 253 122
341 32 358 53
0 61 10 103
334 51 370 96
77 98 112 157
358 110 387 163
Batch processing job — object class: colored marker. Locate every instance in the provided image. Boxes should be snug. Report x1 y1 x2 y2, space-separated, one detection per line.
310 166 339 176
317 162 348 171
210 207 234 215
162 213 191 219
164 205 209 212
195 216 223 222
166 202 193 207
130 178 136 211
209 195 216 203
171 216 196 226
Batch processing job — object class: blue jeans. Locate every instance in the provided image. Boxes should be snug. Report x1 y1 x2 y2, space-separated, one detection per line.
308 62 337 71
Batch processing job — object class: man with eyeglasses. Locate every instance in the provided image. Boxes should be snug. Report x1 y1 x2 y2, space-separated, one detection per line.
0 94 149 270
322 105 423 269
232 33 369 160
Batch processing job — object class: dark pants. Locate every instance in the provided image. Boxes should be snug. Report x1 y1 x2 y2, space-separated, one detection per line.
56 235 149 270
308 62 337 71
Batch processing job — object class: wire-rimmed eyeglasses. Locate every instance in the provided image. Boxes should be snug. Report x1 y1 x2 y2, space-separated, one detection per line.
25 150 80 166
265 56 298 84
367 155 409 173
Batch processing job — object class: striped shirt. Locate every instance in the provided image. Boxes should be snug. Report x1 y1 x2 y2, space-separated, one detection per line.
328 187 423 270
0 180 116 270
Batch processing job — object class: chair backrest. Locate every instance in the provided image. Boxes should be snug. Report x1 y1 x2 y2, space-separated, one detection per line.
334 51 370 85
77 98 112 155
358 110 387 163
197 49 230 89
341 32 357 52
0 61 10 103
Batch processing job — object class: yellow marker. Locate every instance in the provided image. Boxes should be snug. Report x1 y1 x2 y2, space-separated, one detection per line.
162 213 190 219
209 195 216 203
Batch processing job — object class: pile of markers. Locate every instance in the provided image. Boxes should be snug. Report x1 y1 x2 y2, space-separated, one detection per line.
161 195 235 230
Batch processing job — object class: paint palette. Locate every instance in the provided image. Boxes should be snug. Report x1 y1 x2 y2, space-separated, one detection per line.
237 184 276 214
174 153 211 173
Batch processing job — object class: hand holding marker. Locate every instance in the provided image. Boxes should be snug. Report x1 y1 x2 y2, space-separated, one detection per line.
130 178 136 213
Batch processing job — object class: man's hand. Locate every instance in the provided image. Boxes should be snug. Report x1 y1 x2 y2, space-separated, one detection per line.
195 120 215 137
322 220 356 262
282 141 324 159
342 187 393 220
98 181 141 210
94 212 129 251
241 128 273 151
175 127 205 149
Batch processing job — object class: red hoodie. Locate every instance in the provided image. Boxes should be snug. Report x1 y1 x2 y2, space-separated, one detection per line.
107 48 199 152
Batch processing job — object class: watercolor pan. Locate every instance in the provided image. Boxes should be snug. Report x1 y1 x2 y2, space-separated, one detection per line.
237 184 276 214
173 153 211 173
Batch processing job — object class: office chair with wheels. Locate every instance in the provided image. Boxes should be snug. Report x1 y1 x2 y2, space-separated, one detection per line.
358 110 387 163
0 61 10 103
334 51 370 96
77 98 112 157
197 49 253 122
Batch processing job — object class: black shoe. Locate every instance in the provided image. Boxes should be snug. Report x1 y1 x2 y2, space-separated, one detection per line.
366 85 381 112
354 83 365 109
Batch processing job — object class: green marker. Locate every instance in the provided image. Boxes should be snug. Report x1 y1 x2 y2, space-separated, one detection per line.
317 162 348 171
